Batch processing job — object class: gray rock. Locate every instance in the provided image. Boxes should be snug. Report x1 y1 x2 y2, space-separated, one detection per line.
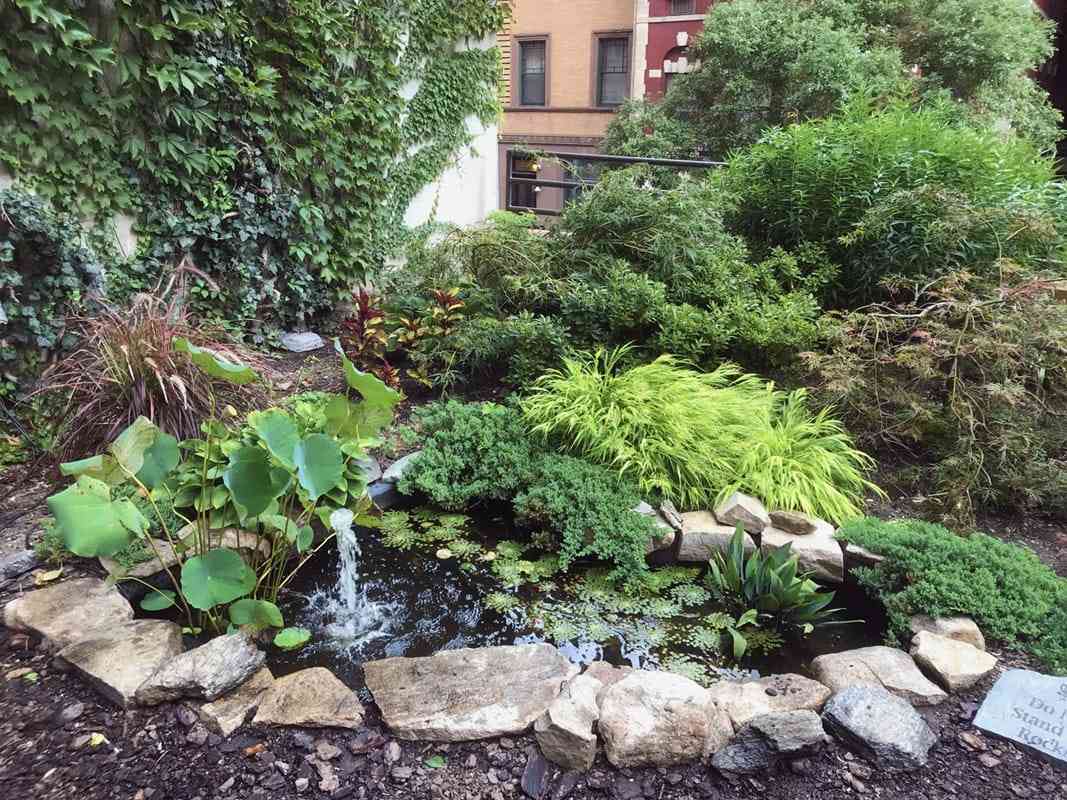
711 710 827 774
843 542 886 575
822 686 937 771
910 631 997 692
659 501 684 532
135 633 265 705
364 644 578 741
521 752 550 799
253 667 365 729
355 456 382 483
56 620 183 707
197 667 275 736
713 492 770 535
3 577 133 650
761 522 843 584
280 331 324 352
535 674 602 771
381 451 422 484
0 550 38 579
909 615 986 651
368 480 401 510
810 646 947 706
598 671 733 767
677 512 755 563
634 503 677 555
707 673 832 730
768 510 820 536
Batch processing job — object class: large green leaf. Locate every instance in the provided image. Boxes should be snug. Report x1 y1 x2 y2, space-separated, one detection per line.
137 430 180 488
224 446 288 517
180 548 256 611
293 433 343 501
59 454 124 486
173 337 258 385
250 409 299 470
140 590 177 611
106 417 180 488
47 477 146 557
228 598 284 629
335 339 400 438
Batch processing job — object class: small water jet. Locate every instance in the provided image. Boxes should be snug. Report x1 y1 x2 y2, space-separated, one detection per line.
303 509 397 655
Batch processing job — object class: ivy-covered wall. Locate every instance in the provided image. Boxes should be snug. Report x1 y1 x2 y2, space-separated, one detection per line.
0 0 507 337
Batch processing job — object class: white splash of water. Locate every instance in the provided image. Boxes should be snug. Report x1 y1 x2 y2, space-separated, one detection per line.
304 509 395 654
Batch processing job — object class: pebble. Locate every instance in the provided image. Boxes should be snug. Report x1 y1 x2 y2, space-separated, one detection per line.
848 762 873 780
392 766 413 781
56 702 85 724
958 731 986 751
521 752 549 799
978 753 1002 768
316 740 343 761
500 737 515 750
176 706 198 728
295 777 310 793
275 760 291 775
465 754 478 769
218 777 235 792
186 724 209 746
70 733 92 750
845 773 868 794
384 741 401 764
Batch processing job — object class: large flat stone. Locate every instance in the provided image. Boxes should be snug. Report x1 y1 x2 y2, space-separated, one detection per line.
761 523 843 584
711 710 828 775
707 674 831 730
3 577 133 650
56 620 183 707
253 667 365 729
382 451 422 484
909 615 985 651
635 503 677 555
364 644 579 741
197 667 275 736
973 669 1067 765
768 510 819 536
135 633 265 705
599 671 732 767
677 512 755 563
910 631 997 692
822 686 937 771
534 674 602 771
811 646 947 706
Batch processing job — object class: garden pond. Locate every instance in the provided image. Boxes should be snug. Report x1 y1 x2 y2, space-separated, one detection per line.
268 506 888 694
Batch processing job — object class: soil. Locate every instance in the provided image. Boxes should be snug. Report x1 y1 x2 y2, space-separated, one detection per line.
2 348 1065 799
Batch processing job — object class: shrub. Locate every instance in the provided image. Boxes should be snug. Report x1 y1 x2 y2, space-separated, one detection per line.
559 260 666 346
719 390 882 522
513 455 657 586
721 101 1060 303
34 294 268 460
837 517 1067 674
397 401 541 510
805 269 1067 520
601 99 702 160
522 346 773 509
0 187 104 396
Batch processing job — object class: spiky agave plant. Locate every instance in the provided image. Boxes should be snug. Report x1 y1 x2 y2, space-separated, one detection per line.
35 294 268 460
521 345 776 508
718 389 883 523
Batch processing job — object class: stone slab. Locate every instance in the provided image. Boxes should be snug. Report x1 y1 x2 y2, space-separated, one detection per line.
677 512 755 563
197 667 275 736
761 524 843 584
3 577 133 650
973 669 1067 765
364 644 579 741
707 674 832 730
280 331 324 352
253 667 364 729
811 646 947 706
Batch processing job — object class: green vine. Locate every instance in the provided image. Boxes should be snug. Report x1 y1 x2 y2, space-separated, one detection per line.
0 0 506 337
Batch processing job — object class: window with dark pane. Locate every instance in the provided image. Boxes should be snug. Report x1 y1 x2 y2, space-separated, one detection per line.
597 37 629 106
670 0 695 13
520 40 546 106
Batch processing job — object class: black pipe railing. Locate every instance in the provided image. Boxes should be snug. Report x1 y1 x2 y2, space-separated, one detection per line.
505 148 723 217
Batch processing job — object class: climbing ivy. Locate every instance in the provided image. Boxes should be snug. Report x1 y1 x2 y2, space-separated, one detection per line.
0 0 506 335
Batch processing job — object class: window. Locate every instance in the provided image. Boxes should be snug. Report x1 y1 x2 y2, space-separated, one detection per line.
670 0 695 13
509 156 539 210
519 40 546 106
596 36 630 107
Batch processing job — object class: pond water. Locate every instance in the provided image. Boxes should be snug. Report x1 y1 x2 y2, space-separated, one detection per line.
273 511 888 696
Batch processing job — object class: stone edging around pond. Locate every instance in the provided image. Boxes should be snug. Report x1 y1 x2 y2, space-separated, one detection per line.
2 575 1001 778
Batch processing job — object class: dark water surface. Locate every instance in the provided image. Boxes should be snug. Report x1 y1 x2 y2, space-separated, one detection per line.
272 517 888 696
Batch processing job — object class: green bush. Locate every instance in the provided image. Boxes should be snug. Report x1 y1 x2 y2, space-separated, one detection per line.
397 401 540 510
0 188 104 396
721 101 1060 303
838 517 1067 674
513 455 657 586
523 346 879 521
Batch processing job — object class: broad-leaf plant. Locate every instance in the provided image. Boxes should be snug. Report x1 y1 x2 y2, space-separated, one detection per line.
48 338 400 638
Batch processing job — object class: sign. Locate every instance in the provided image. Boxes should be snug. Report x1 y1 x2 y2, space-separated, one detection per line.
973 669 1067 765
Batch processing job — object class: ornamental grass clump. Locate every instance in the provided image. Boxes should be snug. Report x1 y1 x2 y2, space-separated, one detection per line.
522 345 879 521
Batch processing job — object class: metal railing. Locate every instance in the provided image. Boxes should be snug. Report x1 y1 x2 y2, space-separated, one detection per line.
505 148 724 217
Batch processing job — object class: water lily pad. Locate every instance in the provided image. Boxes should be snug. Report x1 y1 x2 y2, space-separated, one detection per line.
229 598 284 629
250 409 299 470
140 590 177 611
293 434 344 501
224 446 289 517
273 627 312 651
47 476 145 557
180 548 256 611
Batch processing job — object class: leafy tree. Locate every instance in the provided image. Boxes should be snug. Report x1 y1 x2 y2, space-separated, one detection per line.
620 0 1061 158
